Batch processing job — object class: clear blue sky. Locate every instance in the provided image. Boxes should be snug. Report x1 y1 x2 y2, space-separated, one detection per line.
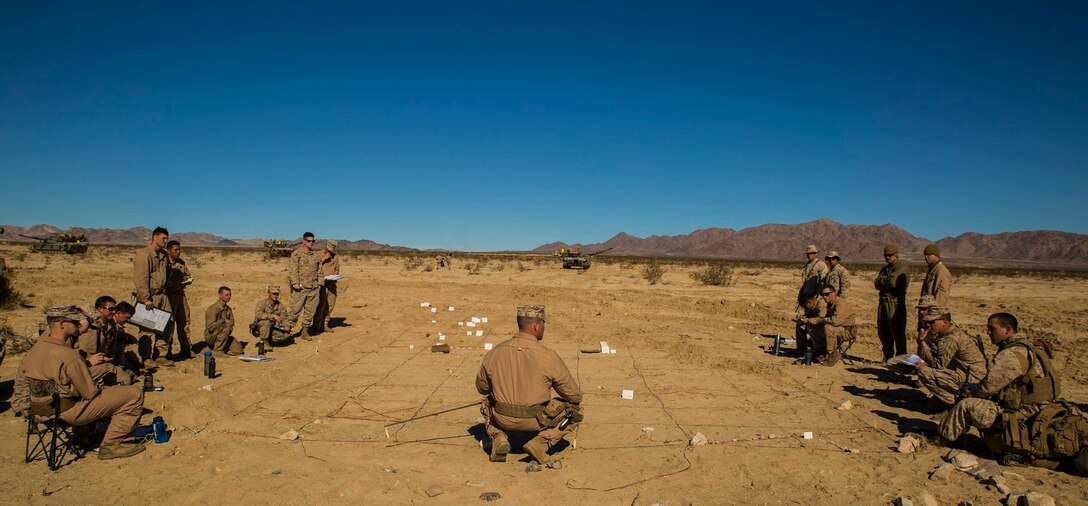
2 1 1086 250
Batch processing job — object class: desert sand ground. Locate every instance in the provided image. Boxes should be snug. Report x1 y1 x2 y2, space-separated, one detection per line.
0 244 1086 505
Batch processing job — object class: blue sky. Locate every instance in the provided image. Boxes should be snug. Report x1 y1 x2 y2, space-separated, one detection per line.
2 1 1086 250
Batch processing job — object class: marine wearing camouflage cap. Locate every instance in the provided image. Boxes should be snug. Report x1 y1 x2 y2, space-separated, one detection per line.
805 245 818 254
267 285 281 294
516 304 546 322
326 240 337 252
922 307 951 322
45 304 89 324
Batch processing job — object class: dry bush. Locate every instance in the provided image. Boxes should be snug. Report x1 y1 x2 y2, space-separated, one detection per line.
516 262 528 272
402 256 424 271
423 264 434 272
492 262 505 272
641 261 665 285
0 270 23 310
691 264 734 286
464 262 482 275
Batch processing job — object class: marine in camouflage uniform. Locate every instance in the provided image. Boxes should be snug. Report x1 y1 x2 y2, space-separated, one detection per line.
938 313 1059 445
874 245 910 360
807 285 855 366
919 244 953 308
909 309 987 407
823 251 850 298
287 233 327 340
476 305 583 465
133 227 174 366
794 293 826 355
254 286 291 344
316 240 341 332
799 244 829 300
165 240 194 359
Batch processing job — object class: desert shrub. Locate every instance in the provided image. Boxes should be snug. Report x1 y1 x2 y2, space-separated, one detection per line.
464 262 482 275
691 264 733 286
492 262 505 272
403 256 423 271
423 264 434 272
641 261 665 285
0 271 22 309
516 262 528 272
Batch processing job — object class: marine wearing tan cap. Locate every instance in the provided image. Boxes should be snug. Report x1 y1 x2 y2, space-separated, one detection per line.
133 227 175 367
799 245 828 300
254 286 290 344
476 304 582 465
910 307 985 410
920 243 953 308
824 251 850 298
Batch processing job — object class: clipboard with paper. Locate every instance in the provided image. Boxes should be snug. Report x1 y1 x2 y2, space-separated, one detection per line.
131 304 172 332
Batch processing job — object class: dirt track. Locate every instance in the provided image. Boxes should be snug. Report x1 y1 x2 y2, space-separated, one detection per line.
1 246 1086 504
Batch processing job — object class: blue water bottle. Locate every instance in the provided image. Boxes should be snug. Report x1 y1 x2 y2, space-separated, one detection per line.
152 416 169 443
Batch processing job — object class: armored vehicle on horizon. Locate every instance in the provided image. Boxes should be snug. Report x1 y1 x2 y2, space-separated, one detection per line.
263 239 298 258
20 232 89 254
556 247 614 269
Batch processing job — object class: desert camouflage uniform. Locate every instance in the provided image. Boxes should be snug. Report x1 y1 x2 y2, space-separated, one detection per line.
799 258 829 299
874 259 910 360
254 298 291 343
165 256 193 357
916 329 987 405
811 297 856 356
317 251 340 331
77 314 130 386
204 299 241 355
133 245 173 361
939 339 1048 441
288 247 323 333
825 263 850 298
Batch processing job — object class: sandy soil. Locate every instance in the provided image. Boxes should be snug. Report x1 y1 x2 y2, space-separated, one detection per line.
1 245 1086 505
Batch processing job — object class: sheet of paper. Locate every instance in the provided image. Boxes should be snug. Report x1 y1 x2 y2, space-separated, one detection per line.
484 343 493 350
131 304 172 332
475 330 483 337
239 356 275 362
324 275 347 281
621 390 634 400
901 354 923 365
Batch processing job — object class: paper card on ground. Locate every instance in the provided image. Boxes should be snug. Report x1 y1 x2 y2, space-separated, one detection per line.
484 343 493 350
421 302 431 307
621 390 634 399
448 307 455 311
481 317 488 323
132 305 171 332
475 330 483 337
600 341 610 354
466 322 476 327
471 317 481 323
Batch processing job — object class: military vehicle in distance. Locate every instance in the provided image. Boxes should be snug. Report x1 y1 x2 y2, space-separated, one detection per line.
556 247 614 269
20 232 89 254
263 239 298 258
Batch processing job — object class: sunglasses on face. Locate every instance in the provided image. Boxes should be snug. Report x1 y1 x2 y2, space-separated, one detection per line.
820 292 833 297
103 306 117 312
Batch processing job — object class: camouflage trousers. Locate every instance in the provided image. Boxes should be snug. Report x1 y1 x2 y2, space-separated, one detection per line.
480 398 580 446
316 282 337 330
939 398 1001 441
918 367 968 405
288 286 321 331
256 320 291 343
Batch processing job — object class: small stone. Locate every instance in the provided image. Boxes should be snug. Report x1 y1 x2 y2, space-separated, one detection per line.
985 475 1011 495
918 491 938 506
525 462 542 473
270 469 282 475
929 463 955 483
279 430 299 440
897 435 921 454
966 460 1002 480
546 460 563 470
836 400 853 411
201 384 213 391
727 325 734 330
642 426 654 434
425 484 444 497
215 466 223 473
950 452 979 470
690 432 708 446
464 480 484 487
479 492 501 501
1001 471 1024 481
1023 492 1056 506
893 497 913 506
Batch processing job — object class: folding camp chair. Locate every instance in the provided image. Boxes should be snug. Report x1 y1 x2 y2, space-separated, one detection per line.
25 379 88 470
836 325 859 366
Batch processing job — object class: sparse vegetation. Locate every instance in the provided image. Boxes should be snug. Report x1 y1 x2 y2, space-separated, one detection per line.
0 270 23 309
423 264 434 272
516 261 528 272
402 256 424 271
691 264 734 286
465 262 482 275
641 261 665 285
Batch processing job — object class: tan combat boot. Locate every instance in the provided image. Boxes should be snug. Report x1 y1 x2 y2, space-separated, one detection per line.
98 442 146 460
489 431 510 462
299 328 313 341
523 435 552 464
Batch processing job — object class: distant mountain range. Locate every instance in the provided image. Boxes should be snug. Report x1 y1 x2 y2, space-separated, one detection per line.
4 220 1087 268
0 224 412 252
534 218 1088 268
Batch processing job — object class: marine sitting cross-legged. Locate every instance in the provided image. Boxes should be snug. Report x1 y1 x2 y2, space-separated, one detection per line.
476 305 583 465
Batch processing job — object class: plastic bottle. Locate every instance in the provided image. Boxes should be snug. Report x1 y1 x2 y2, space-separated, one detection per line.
256 340 266 356
203 351 213 377
152 416 169 443
207 355 216 379
143 373 154 391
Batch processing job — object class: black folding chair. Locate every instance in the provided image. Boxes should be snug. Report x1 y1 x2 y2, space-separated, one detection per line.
25 379 87 470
